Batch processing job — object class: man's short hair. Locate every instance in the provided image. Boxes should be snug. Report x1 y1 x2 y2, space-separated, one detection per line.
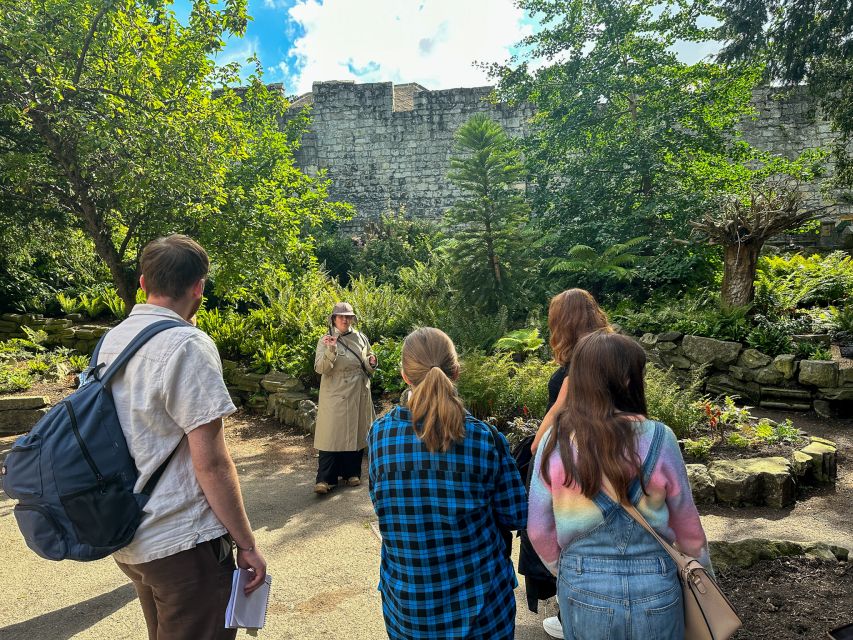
140 235 209 299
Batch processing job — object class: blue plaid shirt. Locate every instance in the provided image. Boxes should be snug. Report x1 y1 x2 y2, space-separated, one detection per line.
368 406 528 640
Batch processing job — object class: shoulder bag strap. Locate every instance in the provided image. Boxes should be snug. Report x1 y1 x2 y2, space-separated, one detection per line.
337 333 371 377
140 437 185 497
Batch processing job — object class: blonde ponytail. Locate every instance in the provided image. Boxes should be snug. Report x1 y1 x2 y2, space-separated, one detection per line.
402 328 465 452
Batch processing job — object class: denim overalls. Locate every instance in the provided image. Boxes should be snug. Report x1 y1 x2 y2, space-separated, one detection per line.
556 422 684 640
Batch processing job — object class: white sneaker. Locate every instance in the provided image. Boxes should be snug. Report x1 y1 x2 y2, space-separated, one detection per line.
543 615 564 639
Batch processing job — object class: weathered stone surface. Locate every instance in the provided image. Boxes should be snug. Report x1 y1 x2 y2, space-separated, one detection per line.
639 333 657 350
798 440 837 482
245 395 268 411
754 366 784 385
0 408 49 435
709 539 805 571
792 333 831 346
817 387 853 401
813 399 835 418
761 386 812 401
803 543 838 561
790 450 811 478
841 368 853 385
705 374 760 402
707 457 794 508
660 353 692 369
261 372 305 393
738 348 773 369
0 395 48 410
268 391 310 410
760 400 813 411
798 360 838 388
656 331 682 342
682 335 742 365
772 354 797 380
728 365 754 382
231 372 265 392
656 341 678 352
686 464 715 504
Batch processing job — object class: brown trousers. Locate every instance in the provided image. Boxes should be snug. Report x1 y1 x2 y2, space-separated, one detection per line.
116 535 237 640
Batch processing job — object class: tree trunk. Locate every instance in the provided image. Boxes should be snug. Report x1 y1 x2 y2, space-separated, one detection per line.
29 110 138 312
721 241 762 308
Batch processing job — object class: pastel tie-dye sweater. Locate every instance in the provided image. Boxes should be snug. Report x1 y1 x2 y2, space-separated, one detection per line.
528 419 712 575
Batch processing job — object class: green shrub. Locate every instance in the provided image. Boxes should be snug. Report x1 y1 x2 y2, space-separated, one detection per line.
372 337 405 395
196 308 253 361
726 432 751 448
345 275 411 339
746 319 794 356
755 251 853 312
644 365 706 438
457 352 554 421
493 328 544 358
68 354 90 373
101 287 128 320
0 367 33 393
682 437 713 461
57 292 82 314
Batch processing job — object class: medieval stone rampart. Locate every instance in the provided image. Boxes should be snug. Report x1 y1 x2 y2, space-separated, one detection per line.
288 81 852 246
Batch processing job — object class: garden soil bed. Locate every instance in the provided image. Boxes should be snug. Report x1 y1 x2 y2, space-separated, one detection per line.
718 556 853 639
684 440 800 464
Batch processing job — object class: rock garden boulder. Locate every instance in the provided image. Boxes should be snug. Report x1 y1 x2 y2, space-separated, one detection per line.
797 437 837 483
707 457 795 508
685 464 715 504
798 360 838 388
681 335 742 366
709 538 848 572
0 395 49 435
771 354 797 380
738 349 772 369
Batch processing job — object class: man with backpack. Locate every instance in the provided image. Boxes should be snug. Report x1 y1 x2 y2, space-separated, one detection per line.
101 235 266 639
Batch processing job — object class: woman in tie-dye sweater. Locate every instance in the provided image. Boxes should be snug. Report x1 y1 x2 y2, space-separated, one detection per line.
528 331 711 640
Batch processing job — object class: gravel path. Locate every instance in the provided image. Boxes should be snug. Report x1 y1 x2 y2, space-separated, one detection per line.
0 408 850 639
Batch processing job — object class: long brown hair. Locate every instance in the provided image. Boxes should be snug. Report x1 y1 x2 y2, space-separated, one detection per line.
402 327 466 452
548 289 610 367
540 331 648 501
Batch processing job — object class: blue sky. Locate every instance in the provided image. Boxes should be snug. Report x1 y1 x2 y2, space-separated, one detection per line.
172 0 720 96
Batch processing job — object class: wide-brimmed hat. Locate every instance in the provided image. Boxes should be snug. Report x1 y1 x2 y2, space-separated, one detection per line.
329 302 356 322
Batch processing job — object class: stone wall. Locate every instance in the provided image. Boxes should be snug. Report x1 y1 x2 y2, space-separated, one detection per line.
288 81 852 246
640 332 853 417
289 81 534 230
0 312 109 355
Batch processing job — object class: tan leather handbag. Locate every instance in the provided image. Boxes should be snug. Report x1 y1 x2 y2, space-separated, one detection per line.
621 500 742 640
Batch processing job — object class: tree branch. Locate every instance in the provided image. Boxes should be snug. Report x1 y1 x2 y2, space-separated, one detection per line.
73 0 116 86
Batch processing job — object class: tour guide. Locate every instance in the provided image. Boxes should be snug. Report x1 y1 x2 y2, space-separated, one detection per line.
313 302 377 494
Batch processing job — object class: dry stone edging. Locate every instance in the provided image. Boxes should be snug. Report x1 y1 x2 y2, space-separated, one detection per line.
686 437 837 508
0 396 49 435
640 332 853 417
0 312 110 355
222 361 317 434
709 538 849 572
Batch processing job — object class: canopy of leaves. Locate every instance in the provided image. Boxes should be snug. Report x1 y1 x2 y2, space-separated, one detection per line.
0 0 349 308
489 0 767 289
714 0 853 188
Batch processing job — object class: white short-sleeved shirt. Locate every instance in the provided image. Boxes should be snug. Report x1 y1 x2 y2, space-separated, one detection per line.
97 304 237 565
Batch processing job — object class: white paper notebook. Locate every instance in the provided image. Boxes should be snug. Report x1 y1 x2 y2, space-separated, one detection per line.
225 568 272 630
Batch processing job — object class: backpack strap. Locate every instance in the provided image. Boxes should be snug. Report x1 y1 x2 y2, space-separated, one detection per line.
98 319 188 386
140 438 184 497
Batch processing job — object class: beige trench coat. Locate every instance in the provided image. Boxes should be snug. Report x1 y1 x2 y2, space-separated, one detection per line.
313 330 376 451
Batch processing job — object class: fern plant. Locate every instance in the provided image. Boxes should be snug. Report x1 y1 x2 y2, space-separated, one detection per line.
101 287 127 319
549 236 647 282
493 328 544 358
57 292 82 315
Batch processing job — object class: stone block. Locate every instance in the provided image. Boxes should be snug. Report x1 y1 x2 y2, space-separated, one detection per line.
798 440 837 483
682 335 742 365
728 366 754 382
0 407 49 435
754 366 784 385
760 400 813 411
790 450 811 478
773 353 797 380
639 333 657 349
705 374 760 402
707 457 794 508
840 368 853 385
656 341 678 352
738 348 773 369
655 331 682 342
261 372 305 393
686 464 715 504
798 360 838 387
660 353 692 370
709 539 805 571
817 387 853 401
0 395 49 410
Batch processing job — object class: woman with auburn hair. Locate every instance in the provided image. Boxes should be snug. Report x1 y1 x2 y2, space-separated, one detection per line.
531 288 611 455
367 327 527 640
528 331 712 640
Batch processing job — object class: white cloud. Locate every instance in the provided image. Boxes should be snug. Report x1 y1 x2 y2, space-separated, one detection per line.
283 0 530 94
216 37 262 79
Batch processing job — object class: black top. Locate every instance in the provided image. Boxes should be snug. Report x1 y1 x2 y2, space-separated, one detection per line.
546 365 568 412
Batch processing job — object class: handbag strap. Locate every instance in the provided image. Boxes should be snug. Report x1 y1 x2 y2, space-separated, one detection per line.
336 333 372 377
